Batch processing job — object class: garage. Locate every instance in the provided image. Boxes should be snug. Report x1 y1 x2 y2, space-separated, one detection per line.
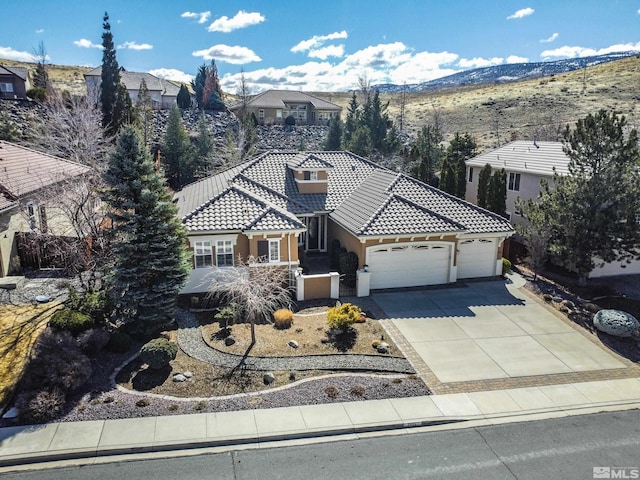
367 242 452 289
456 238 497 279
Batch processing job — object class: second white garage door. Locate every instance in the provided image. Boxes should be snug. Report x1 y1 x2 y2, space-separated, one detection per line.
367 243 451 289
456 238 497 279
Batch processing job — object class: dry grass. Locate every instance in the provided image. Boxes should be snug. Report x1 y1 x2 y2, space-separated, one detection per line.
200 309 402 357
0 303 62 409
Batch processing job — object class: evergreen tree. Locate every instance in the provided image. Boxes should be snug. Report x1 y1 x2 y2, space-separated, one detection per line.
383 124 401 155
342 93 359 147
439 157 456 195
100 12 121 136
477 163 492 209
410 125 444 186
191 64 207 109
161 106 194 189
363 90 389 151
193 112 215 173
324 117 343 150
32 41 49 90
135 78 152 145
102 127 190 335
177 84 191 109
488 168 507 217
538 110 640 285
202 60 225 111
348 125 372 157
445 132 477 199
111 82 133 135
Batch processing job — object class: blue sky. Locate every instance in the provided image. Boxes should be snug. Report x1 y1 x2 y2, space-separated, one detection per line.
1 1 639 92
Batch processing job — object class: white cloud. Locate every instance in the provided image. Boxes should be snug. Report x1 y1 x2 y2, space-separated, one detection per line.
149 68 194 84
35 28 45 34
208 10 265 33
458 56 504 68
181 11 211 24
118 41 153 51
308 45 345 60
219 44 461 92
507 55 529 63
291 31 348 53
73 38 102 49
637 8 640 14
0 46 34 62
192 44 262 64
540 42 640 59
540 33 559 43
507 7 534 19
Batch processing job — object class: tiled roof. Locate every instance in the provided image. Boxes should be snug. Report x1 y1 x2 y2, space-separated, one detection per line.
175 151 513 236
83 67 181 96
466 140 570 176
0 141 91 212
287 153 334 170
230 90 342 111
0 65 28 81
183 185 304 232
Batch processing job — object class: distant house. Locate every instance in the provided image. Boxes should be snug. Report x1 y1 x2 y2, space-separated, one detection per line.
0 141 91 277
465 140 640 278
84 67 181 109
0 65 30 99
229 90 342 126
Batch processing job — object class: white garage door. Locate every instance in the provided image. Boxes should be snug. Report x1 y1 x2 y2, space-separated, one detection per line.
457 238 497 279
367 243 451 289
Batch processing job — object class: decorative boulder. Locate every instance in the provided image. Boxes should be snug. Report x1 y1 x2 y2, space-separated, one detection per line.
173 374 187 382
183 371 193 378
225 335 236 346
263 372 276 385
593 309 640 338
288 340 299 349
376 342 390 354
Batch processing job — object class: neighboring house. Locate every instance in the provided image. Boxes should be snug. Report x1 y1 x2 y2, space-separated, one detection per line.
175 151 514 296
0 141 91 277
230 90 342 126
465 140 569 225
84 67 181 108
0 65 30 99
465 140 640 278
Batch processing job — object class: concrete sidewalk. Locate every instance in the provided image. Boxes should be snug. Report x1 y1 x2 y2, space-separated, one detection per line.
1 377 639 469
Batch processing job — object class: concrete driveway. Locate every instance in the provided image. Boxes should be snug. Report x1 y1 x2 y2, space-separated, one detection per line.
373 274 625 383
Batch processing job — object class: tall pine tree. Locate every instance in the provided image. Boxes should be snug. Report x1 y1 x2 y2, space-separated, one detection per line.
487 168 507 218
477 163 492 209
446 132 477 199
161 106 194 189
100 12 120 136
324 117 343 150
102 127 190 335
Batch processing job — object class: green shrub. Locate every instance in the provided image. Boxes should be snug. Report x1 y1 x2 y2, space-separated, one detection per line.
324 385 340 399
27 88 47 101
285 115 296 126
501 257 512 276
49 309 94 335
214 305 236 327
67 287 110 322
206 91 226 111
273 308 294 329
339 251 359 288
140 338 178 369
106 331 133 353
327 302 360 331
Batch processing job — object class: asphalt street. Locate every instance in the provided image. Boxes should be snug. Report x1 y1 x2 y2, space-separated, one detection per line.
4 409 639 480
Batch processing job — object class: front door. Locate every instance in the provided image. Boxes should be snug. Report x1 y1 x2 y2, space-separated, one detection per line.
307 216 319 250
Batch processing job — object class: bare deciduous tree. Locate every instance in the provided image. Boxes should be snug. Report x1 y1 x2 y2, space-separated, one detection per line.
207 256 293 363
29 88 112 171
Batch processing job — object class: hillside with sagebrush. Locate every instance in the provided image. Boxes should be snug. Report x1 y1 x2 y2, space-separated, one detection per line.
2 55 639 152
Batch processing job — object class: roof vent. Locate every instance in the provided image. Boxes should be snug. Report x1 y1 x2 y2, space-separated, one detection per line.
351 164 356 171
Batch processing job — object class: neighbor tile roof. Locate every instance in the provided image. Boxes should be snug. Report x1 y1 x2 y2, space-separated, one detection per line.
466 140 570 176
230 90 342 111
175 151 513 236
0 65 29 81
0 141 91 212
84 67 181 95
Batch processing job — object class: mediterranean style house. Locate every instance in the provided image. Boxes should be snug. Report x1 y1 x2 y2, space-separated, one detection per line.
175 151 514 298
0 65 30 99
0 141 91 277
465 140 640 278
84 67 182 108
229 90 342 126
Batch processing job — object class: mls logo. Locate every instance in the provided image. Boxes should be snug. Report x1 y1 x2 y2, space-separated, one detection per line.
594 467 611 479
